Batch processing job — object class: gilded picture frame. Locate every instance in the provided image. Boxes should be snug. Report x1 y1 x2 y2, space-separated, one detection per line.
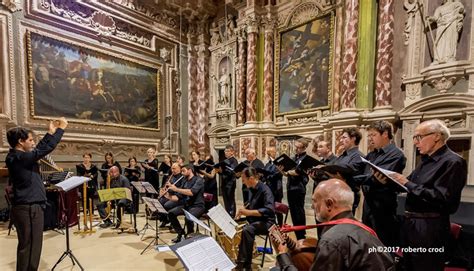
26 31 161 131
274 11 335 116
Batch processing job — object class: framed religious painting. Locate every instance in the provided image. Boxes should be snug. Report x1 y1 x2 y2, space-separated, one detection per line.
274 11 334 116
26 31 161 131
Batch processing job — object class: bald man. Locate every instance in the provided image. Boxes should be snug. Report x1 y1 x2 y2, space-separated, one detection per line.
242 147 264 203
97 166 131 228
275 179 394 270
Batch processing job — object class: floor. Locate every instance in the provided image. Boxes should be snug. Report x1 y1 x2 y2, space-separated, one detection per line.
0 203 318 271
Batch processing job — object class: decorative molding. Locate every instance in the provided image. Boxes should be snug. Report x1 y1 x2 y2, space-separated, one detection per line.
32 0 154 49
0 0 22 12
403 0 418 46
0 11 15 122
428 76 460 93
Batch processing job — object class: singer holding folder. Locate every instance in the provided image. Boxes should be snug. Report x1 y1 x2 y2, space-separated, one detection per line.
5 117 68 271
235 167 275 270
375 119 467 271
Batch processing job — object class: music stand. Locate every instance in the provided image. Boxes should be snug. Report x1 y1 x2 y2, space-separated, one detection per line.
136 182 157 239
52 176 90 271
140 197 168 255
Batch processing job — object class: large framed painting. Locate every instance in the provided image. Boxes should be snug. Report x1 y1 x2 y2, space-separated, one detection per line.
275 11 334 116
27 31 160 131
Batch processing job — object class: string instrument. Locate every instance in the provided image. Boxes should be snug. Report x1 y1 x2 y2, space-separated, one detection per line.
269 225 318 271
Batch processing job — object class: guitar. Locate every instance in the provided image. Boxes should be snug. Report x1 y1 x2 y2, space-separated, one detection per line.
269 224 318 271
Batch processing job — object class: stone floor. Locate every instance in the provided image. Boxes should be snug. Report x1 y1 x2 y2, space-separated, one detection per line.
0 203 318 271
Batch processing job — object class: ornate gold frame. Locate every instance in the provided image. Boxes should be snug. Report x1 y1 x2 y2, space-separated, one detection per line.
26 30 161 131
274 11 335 117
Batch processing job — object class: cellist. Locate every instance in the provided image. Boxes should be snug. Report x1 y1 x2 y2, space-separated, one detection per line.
272 179 394 271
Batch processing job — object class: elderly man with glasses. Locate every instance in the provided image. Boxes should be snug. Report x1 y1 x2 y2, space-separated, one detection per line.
376 119 467 271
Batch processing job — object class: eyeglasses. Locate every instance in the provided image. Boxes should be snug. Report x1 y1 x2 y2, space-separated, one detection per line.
412 132 435 142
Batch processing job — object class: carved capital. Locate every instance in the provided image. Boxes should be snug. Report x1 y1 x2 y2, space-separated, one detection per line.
246 16 260 34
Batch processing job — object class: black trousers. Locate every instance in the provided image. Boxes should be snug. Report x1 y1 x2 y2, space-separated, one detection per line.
157 198 183 223
287 190 306 240
221 183 236 217
237 221 272 268
97 199 129 222
168 205 205 236
401 215 449 271
11 204 44 271
272 189 284 226
362 192 399 246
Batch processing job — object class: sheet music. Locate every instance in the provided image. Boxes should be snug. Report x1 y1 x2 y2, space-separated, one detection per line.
55 176 90 192
142 197 167 213
141 182 158 194
173 236 235 270
360 156 409 192
131 181 147 193
183 210 211 232
207 204 237 239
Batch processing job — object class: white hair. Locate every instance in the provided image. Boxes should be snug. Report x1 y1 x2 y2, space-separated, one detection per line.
331 187 354 209
422 119 451 142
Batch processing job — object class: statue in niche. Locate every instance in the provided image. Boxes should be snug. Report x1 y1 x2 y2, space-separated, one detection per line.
225 14 236 39
210 22 222 46
212 66 231 108
427 0 465 65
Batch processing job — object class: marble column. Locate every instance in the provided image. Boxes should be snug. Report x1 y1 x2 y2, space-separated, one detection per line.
237 27 247 126
332 3 344 112
375 0 395 108
196 43 210 153
263 19 275 122
246 19 258 123
187 44 199 151
340 0 359 110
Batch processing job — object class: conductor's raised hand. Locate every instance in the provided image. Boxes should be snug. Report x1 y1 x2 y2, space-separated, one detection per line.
56 117 68 129
48 120 57 135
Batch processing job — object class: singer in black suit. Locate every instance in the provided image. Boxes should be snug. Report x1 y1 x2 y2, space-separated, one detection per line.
262 146 283 225
217 145 239 217
278 138 309 240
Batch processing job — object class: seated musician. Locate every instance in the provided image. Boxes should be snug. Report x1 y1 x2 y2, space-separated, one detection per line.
166 164 205 243
156 162 184 227
97 166 131 228
273 179 394 271
235 167 275 270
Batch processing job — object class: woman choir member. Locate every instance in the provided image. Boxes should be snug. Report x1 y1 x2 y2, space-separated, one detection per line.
176 154 185 167
199 155 218 211
100 152 122 183
158 154 172 187
125 156 141 213
76 152 99 213
142 148 159 192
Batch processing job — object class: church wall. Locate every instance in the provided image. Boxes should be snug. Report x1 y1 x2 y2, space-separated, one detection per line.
0 1 184 170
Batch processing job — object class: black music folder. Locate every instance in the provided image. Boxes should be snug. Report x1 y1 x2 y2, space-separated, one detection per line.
213 160 232 171
274 154 297 172
256 167 272 177
196 159 214 171
318 164 355 176
232 162 249 174
297 155 323 171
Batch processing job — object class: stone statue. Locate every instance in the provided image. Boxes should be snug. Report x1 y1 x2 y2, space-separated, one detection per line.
212 67 231 108
427 0 465 65
225 14 236 39
210 22 221 46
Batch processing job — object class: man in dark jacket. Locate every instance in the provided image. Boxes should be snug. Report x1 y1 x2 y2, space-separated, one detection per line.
6 117 68 271
274 179 395 270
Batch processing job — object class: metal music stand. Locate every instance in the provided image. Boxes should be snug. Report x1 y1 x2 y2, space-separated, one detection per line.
51 176 90 271
140 197 168 255
136 182 157 239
